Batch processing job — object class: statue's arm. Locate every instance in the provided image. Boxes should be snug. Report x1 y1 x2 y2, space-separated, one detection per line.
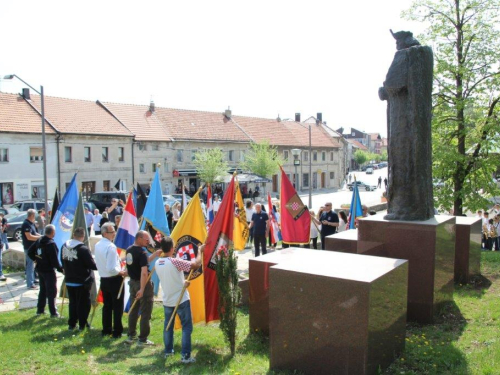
384 50 408 93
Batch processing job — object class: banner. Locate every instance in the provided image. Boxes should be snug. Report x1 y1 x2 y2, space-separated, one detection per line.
233 179 249 250
280 167 310 244
52 174 78 255
348 178 363 229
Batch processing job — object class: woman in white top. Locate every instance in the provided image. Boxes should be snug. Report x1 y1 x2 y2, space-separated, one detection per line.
172 202 181 230
338 210 348 232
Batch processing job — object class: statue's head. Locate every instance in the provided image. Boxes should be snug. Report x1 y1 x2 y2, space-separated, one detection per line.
390 29 420 50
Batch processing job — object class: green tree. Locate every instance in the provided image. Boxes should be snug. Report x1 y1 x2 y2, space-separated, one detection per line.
240 141 282 178
404 0 500 214
215 248 241 356
381 150 388 161
193 148 229 184
353 150 368 166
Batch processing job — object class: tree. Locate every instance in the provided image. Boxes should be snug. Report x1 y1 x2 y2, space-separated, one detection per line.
381 150 388 161
240 140 282 178
193 148 229 184
404 0 500 214
215 248 241 356
353 150 368 167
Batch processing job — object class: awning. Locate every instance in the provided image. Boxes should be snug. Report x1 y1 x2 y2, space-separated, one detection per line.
174 169 197 177
220 173 272 183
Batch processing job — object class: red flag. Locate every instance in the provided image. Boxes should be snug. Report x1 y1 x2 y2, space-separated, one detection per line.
280 167 310 244
203 175 236 323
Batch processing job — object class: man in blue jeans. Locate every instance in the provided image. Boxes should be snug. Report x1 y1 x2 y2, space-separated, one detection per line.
156 237 204 363
22 209 41 289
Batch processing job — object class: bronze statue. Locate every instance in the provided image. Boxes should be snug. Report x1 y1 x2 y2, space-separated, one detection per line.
379 30 434 221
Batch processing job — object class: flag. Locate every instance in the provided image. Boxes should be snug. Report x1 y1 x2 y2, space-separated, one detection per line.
49 189 59 224
115 193 139 252
280 167 310 244
170 189 207 328
203 175 236 323
206 185 214 226
268 192 281 244
348 178 363 229
135 183 148 219
233 179 249 250
114 179 121 190
52 174 79 254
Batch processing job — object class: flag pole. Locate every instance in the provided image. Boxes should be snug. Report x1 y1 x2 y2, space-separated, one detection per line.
89 286 101 327
127 265 157 314
352 175 358 228
59 278 66 316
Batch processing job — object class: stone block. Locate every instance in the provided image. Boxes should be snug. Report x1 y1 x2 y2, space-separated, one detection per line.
249 248 309 335
454 217 482 284
358 215 455 323
238 278 249 306
2 249 26 269
269 252 408 375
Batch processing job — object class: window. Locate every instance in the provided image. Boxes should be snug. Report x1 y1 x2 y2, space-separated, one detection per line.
192 150 197 162
322 151 326 162
303 151 309 162
138 143 147 151
0 148 8 162
139 164 145 173
103 180 110 191
283 150 289 161
177 150 183 162
64 146 72 163
228 150 234 162
303 173 310 188
164 163 169 173
330 152 334 162
118 147 125 162
84 147 91 162
152 163 158 172
152 144 159 151
102 147 109 162
240 150 245 162
330 172 335 179
313 151 317 161
30 147 43 162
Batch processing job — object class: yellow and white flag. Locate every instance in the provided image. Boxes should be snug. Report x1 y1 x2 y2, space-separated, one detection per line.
233 179 249 250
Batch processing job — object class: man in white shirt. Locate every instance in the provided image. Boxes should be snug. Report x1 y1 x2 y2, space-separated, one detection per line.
156 237 204 363
84 207 94 235
94 222 127 338
213 195 221 216
93 209 103 235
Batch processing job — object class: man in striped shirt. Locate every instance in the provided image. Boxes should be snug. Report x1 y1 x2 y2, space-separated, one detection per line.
156 237 204 363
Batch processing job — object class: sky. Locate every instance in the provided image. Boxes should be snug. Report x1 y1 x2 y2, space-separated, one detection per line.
0 0 426 138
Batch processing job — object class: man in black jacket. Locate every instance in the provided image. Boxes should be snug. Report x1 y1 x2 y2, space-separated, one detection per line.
62 227 98 330
29 224 64 317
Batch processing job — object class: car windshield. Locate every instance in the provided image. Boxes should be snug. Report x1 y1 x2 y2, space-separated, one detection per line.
6 212 27 222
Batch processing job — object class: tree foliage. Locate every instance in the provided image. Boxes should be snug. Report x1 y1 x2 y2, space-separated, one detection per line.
353 150 368 166
404 0 500 214
381 150 388 161
215 248 241 356
193 148 229 184
240 140 282 178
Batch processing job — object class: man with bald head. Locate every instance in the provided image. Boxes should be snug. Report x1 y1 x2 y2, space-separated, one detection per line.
125 230 162 345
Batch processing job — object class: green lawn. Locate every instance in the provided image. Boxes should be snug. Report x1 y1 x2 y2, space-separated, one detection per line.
1 252 500 374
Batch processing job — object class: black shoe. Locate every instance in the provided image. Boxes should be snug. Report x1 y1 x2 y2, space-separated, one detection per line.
68 325 76 331
112 334 123 339
51 313 61 318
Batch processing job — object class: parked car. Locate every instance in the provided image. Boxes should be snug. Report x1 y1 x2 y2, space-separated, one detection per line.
378 162 388 168
88 191 128 213
366 167 374 174
4 212 40 241
9 200 52 212
361 165 369 172
169 194 191 203
372 164 379 170
0 206 20 216
162 195 180 208
347 181 377 191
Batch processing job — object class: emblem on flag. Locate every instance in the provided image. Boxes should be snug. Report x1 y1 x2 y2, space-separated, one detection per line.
285 193 307 220
175 235 203 279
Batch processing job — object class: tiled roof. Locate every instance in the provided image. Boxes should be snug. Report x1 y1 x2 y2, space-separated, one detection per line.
369 133 380 141
154 107 250 142
347 139 368 150
28 95 133 137
100 102 172 142
0 92 56 134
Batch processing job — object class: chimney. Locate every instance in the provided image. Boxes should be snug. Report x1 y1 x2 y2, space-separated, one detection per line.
22 88 30 100
295 113 301 122
149 100 155 113
224 107 232 119
317 112 323 124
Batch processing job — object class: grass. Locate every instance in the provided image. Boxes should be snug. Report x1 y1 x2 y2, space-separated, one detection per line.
1 252 500 374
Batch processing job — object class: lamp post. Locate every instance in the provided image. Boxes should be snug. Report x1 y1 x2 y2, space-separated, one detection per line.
308 124 312 209
3 75 49 214
291 148 301 192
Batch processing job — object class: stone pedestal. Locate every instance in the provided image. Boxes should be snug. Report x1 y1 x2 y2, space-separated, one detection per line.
454 217 481 284
358 215 455 323
325 229 385 256
269 251 408 375
248 248 309 335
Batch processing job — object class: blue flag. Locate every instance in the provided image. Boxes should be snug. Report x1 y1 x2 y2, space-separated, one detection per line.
52 174 78 257
348 181 363 229
140 169 170 236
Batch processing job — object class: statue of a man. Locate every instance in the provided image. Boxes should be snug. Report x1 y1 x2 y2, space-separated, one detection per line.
379 30 434 221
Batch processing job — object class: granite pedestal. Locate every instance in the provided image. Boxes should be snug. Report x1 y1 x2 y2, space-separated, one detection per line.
454 217 481 284
325 229 385 256
269 251 408 375
248 248 309 335
357 215 455 323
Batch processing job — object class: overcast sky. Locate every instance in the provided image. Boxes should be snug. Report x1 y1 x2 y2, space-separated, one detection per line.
0 0 426 137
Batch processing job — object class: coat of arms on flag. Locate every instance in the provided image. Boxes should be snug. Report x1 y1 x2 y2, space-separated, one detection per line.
285 193 307 220
175 235 203 279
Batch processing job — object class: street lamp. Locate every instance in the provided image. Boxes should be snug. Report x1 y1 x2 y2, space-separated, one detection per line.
291 148 301 192
3 75 49 214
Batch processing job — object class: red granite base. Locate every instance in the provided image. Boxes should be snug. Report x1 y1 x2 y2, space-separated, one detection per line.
454 217 482 284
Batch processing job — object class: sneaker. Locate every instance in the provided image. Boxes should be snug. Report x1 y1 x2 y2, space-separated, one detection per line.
68 325 76 331
51 313 61 318
0 275 6 281
28 285 38 290
125 337 136 345
164 351 174 358
36 311 46 316
181 355 196 364
137 339 154 346
34 279 40 285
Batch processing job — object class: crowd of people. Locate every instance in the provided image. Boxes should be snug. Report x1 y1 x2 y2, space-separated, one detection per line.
479 204 500 251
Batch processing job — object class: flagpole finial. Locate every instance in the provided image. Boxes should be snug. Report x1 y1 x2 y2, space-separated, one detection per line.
157 162 161 168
